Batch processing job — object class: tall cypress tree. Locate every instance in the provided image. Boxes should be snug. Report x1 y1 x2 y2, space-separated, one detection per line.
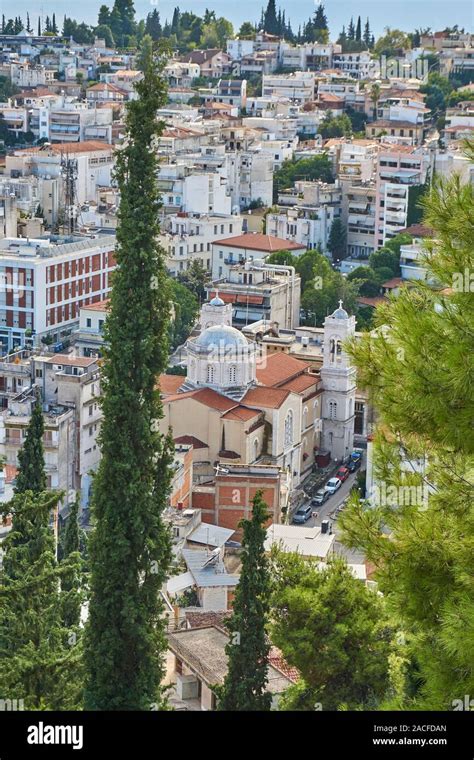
217 491 272 711
15 397 46 495
347 17 355 40
263 0 279 36
355 16 362 42
363 18 371 48
84 44 173 711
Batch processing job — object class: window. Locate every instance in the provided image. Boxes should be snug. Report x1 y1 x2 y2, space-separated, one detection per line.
207 365 215 383
354 401 364 435
284 410 293 448
328 401 337 420
229 365 236 383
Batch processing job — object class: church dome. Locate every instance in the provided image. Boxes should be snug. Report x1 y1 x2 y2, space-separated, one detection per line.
210 295 225 306
195 324 248 349
331 300 349 320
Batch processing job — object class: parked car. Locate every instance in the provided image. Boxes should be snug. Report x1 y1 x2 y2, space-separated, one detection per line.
292 504 313 524
336 466 350 482
311 489 329 506
348 458 361 472
325 477 342 494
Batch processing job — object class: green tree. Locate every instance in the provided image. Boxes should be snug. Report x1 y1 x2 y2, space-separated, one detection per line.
95 24 115 48
145 9 162 41
273 154 333 202
374 28 411 58
170 280 199 347
177 259 208 300
136 34 154 72
319 111 352 139
340 145 474 708
217 491 272 711
84 44 173 711
0 490 83 709
300 252 359 326
271 555 392 710
238 22 256 39
14 397 46 495
327 217 347 262
98 5 111 27
263 0 279 36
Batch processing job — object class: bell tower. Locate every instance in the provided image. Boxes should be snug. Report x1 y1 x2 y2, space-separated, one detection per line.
320 302 356 462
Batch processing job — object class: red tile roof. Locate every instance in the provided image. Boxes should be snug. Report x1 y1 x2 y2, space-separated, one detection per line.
280 373 319 394
159 374 184 395
174 435 208 449
222 406 260 422
81 298 110 312
242 386 291 409
256 352 311 388
213 233 305 252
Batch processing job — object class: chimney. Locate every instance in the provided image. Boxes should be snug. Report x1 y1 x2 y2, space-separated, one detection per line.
177 501 184 510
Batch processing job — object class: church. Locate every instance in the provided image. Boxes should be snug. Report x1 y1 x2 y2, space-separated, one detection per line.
159 293 356 495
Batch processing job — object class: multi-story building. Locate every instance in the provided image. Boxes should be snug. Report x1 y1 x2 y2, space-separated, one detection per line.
160 212 243 276
343 183 377 258
211 232 305 281
48 102 113 144
206 259 301 330
72 299 109 357
266 181 342 255
333 51 373 79
262 72 316 103
0 234 116 354
374 145 427 247
157 162 232 217
0 352 102 506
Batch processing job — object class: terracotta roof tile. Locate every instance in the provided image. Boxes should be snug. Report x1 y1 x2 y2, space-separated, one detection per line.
174 435 208 449
159 374 184 395
256 353 311 388
242 386 291 409
212 233 305 252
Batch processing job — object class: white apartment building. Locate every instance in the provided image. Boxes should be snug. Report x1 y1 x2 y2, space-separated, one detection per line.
226 38 255 61
0 195 17 239
47 102 113 144
72 299 108 357
6 142 115 208
161 212 243 276
0 175 60 228
375 146 427 247
157 163 232 216
9 63 55 88
280 42 341 71
267 181 342 254
0 234 116 354
211 232 306 281
262 72 316 104
333 52 373 80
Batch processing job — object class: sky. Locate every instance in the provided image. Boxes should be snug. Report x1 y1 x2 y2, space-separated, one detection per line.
0 0 472 38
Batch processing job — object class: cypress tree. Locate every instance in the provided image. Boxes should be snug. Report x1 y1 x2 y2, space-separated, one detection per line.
217 491 272 711
363 18 371 48
355 16 362 42
15 397 46 495
263 0 279 36
84 43 173 711
0 490 83 709
37 17 41 36
348 17 355 40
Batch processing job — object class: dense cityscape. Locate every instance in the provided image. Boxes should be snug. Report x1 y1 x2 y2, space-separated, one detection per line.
0 0 472 747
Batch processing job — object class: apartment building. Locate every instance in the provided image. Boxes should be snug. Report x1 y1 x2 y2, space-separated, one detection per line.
48 102 113 144
157 162 232 216
0 352 102 506
267 181 342 254
0 234 116 354
333 51 373 79
161 212 243 276
72 299 109 357
375 146 427 247
6 141 115 207
343 183 377 258
262 72 316 103
280 42 341 71
211 232 305 281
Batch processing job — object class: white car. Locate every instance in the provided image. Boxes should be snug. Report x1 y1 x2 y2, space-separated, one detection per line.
325 477 342 494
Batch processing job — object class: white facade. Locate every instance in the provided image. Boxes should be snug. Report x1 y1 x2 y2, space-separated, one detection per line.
161 213 243 276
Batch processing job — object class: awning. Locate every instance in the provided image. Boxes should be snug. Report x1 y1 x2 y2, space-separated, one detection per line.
166 571 194 595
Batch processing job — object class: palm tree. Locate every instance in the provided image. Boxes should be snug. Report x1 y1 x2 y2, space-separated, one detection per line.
370 83 381 121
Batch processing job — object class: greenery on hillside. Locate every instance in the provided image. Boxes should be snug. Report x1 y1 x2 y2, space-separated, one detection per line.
339 142 474 709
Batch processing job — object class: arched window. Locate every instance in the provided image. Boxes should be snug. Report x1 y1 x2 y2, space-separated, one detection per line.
328 401 337 420
207 365 215 384
284 410 294 448
303 406 308 430
229 365 237 383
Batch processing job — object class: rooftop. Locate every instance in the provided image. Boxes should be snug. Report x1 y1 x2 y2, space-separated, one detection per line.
213 233 306 252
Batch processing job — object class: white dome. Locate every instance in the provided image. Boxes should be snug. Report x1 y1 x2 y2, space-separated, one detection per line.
195 324 248 349
331 300 349 320
209 295 225 306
